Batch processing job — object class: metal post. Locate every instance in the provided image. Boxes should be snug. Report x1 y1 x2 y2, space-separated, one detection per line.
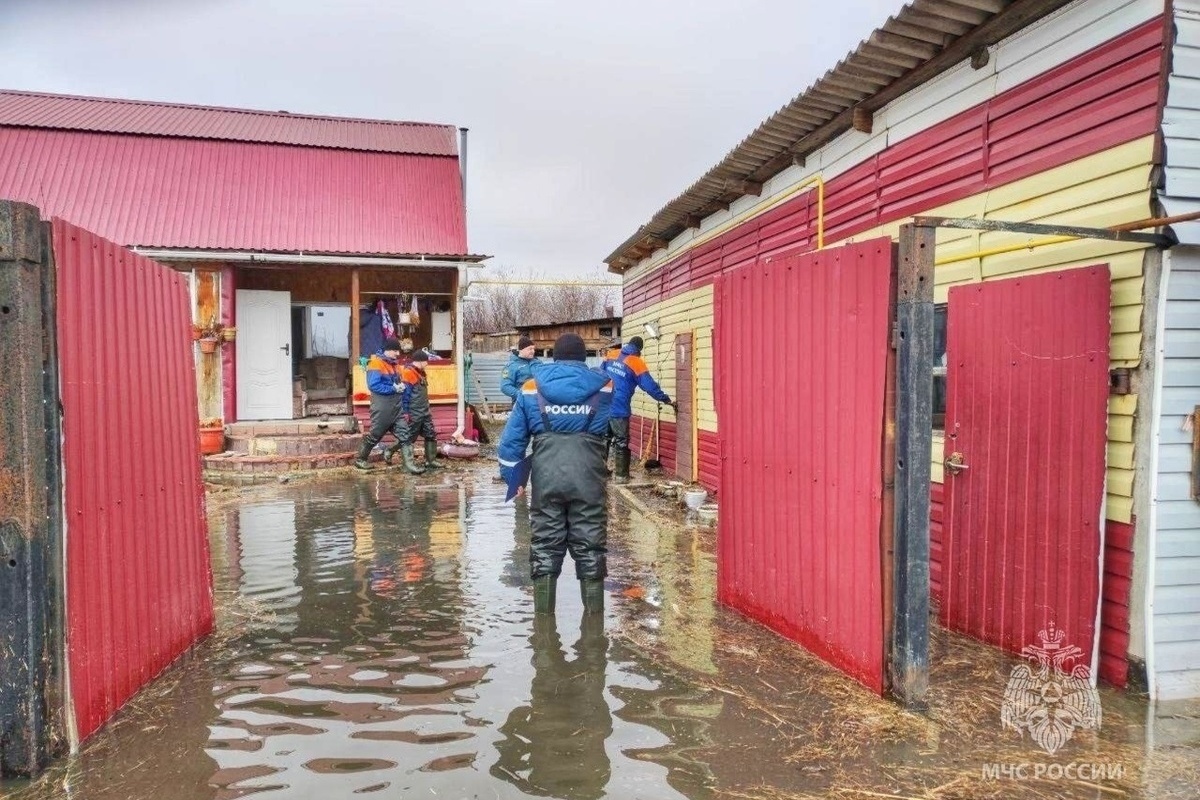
0 201 59 776
891 222 935 710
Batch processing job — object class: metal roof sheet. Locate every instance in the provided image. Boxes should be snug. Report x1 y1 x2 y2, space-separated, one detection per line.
0 90 459 156
605 0 1077 270
0 127 468 255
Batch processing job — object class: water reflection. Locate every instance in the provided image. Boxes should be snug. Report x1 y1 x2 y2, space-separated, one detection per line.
492 614 612 798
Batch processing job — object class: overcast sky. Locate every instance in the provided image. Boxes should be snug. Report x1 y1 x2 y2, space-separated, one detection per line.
2 0 901 276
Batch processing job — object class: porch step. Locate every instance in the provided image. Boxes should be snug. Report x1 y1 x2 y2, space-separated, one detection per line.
203 451 361 476
226 416 357 436
227 432 362 457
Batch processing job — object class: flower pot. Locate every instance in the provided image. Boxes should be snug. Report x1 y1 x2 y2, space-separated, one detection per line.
198 337 219 354
199 425 225 455
221 326 237 342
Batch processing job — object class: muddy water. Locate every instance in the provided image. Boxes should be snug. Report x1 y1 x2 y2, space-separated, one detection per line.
5 475 729 800
4 467 1197 800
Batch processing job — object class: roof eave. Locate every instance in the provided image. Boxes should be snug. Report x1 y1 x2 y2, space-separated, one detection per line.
605 0 1078 271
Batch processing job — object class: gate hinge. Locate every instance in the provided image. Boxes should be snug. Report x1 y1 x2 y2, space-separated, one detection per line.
890 322 899 350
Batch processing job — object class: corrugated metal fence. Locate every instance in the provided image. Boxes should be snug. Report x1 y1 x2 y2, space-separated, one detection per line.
715 238 894 694
466 353 604 408
53 218 214 743
0 203 213 778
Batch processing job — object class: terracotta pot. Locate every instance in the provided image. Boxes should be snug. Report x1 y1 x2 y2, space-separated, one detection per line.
199 425 225 455
198 337 219 354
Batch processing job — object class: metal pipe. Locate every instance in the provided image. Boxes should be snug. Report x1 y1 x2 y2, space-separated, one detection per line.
132 248 483 269
467 279 623 287
1108 209 1200 231
454 264 467 438
934 235 1077 267
459 128 469 211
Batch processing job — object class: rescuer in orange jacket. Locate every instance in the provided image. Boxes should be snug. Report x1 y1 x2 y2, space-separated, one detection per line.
356 337 405 470
392 348 442 474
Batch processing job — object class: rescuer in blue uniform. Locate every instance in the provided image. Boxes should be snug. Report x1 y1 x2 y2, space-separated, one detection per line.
355 337 405 471
496 336 540 482
602 336 673 481
498 333 613 614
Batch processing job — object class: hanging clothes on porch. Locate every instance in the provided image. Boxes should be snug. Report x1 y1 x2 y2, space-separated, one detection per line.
379 299 396 338
360 306 385 357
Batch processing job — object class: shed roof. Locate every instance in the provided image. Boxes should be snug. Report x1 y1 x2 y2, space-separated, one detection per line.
605 0 1076 271
0 90 458 155
0 90 470 256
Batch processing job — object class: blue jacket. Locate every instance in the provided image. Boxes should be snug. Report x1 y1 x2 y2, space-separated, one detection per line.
602 344 670 419
498 362 613 482
499 353 539 401
365 353 401 395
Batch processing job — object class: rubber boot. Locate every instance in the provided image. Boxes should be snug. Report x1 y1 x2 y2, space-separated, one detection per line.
382 442 401 466
613 449 631 483
581 579 605 614
424 439 441 469
354 439 373 471
400 444 425 475
533 575 557 614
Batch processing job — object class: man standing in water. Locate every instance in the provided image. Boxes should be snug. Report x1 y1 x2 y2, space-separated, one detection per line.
498 333 613 614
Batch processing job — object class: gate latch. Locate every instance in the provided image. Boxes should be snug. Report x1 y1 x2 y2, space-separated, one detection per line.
946 451 969 476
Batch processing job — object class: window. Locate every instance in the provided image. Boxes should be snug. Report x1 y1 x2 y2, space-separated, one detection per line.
933 304 947 430
598 326 614 338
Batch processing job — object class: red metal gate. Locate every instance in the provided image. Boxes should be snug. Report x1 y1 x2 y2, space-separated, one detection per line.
715 238 894 693
53 219 213 741
942 266 1110 665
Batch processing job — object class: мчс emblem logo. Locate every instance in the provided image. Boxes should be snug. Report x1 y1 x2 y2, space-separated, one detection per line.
1000 622 1102 755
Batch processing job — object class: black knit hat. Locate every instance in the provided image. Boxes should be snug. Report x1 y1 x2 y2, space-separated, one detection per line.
382 337 402 352
552 333 587 362
517 336 535 350
628 335 644 352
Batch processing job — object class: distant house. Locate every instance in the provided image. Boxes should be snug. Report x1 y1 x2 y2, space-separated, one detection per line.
515 315 621 358
0 89 485 435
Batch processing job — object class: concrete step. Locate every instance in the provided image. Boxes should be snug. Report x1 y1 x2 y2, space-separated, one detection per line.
227 432 361 457
225 416 357 436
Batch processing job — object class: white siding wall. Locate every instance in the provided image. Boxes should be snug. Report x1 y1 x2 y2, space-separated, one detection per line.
1162 2 1200 244
1153 246 1200 700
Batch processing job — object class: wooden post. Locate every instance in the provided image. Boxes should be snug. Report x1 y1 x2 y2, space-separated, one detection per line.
892 223 935 710
0 201 62 776
351 269 361 360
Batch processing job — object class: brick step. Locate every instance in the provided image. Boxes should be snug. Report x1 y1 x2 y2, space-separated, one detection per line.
203 451 360 475
227 432 362 457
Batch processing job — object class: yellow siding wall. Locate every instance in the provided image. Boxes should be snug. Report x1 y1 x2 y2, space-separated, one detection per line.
621 285 716 432
628 137 1155 523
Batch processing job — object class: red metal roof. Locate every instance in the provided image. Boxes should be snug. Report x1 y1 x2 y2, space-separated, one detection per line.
0 126 468 255
0 90 458 156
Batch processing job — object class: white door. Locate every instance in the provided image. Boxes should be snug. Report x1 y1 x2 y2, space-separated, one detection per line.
236 290 293 420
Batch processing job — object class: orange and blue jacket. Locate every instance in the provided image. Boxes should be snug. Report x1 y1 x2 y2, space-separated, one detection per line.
366 354 401 395
602 344 670 419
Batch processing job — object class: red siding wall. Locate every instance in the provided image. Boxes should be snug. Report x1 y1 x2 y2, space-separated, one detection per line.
52 219 213 742
1101 519 1134 688
716 239 894 693
623 17 1163 316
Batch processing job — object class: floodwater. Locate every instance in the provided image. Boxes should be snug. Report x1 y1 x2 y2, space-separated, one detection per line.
3 465 1198 800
